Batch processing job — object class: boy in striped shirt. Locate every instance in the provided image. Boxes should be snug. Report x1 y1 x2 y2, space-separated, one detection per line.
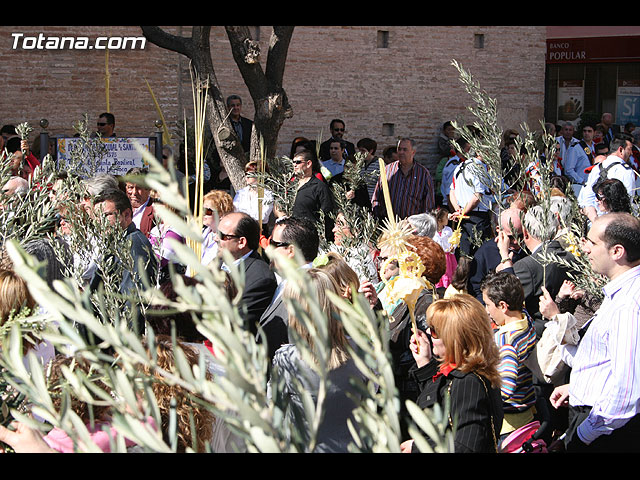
481 271 537 443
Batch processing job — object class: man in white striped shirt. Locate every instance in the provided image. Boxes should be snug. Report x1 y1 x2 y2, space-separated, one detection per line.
550 212 640 452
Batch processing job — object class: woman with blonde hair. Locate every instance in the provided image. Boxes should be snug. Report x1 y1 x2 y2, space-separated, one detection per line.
0 269 35 326
401 294 503 453
200 189 235 268
270 268 366 452
316 251 379 309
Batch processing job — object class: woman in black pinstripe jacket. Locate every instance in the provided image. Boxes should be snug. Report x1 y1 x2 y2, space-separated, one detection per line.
401 294 504 453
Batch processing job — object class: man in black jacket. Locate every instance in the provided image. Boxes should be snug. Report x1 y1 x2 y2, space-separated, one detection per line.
257 216 319 363
227 94 254 157
319 118 355 161
217 211 277 336
468 207 527 304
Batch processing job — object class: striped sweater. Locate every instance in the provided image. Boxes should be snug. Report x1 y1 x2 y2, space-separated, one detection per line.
371 160 435 220
494 312 537 413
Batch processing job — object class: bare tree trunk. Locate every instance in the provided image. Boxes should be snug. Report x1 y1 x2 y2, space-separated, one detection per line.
140 26 294 192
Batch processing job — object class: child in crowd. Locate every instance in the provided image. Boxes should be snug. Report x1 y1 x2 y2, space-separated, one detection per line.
375 255 402 315
43 355 154 453
480 272 537 447
432 207 457 288
444 255 471 299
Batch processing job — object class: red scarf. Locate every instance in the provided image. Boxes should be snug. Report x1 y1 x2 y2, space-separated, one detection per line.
432 362 457 382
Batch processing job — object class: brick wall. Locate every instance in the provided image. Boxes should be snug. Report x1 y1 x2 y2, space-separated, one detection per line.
0 26 546 172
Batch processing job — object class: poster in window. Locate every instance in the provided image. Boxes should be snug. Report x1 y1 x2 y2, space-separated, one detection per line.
557 80 584 127
617 80 640 126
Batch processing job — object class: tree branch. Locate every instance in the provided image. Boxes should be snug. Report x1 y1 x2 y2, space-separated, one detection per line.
140 26 193 58
224 26 269 100
265 26 294 87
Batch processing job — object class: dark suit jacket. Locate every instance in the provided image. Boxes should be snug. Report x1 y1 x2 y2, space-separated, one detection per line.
239 250 278 336
319 137 356 161
468 238 527 304
503 240 577 339
257 285 289 363
231 116 253 155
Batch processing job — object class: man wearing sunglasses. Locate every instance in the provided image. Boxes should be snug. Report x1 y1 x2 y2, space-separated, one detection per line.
96 112 116 138
258 216 319 363
318 118 355 161
216 212 277 337
290 149 335 241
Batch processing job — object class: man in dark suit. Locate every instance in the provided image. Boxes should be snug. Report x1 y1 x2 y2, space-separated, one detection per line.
257 216 319 362
227 94 253 158
468 207 528 303
217 211 277 336
319 118 356 161
495 205 577 339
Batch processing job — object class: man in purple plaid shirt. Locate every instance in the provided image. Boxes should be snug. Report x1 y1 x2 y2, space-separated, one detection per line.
371 138 435 221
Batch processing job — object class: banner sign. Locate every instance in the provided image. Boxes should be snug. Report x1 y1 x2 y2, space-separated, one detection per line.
546 36 640 64
57 137 150 176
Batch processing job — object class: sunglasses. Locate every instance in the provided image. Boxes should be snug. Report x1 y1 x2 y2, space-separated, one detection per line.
204 207 216 216
292 160 306 165
427 325 438 339
269 238 290 248
97 122 109 127
333 128 345 132
217 230 240 241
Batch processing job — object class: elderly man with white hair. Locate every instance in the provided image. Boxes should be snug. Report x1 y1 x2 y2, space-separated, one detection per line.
2 176 28 197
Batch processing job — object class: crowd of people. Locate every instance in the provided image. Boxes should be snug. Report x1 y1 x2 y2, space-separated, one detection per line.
0 102 639 454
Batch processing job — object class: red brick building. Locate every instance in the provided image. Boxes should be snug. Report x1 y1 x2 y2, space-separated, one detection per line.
1 26 548 171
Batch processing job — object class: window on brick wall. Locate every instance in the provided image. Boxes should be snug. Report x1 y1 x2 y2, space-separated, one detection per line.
382 123 395 136
377 30 389 48
474 34 485 49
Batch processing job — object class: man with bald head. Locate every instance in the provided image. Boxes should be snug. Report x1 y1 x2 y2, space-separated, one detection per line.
216 211 277 335
468 207 527 303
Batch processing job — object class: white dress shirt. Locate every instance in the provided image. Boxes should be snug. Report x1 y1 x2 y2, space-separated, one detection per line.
562 264 640 444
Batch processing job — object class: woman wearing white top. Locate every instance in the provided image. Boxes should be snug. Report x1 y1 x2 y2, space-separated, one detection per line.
200 190 235 269
233 161 274 229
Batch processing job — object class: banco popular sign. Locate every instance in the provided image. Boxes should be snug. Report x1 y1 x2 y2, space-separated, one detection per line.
546 36 640 64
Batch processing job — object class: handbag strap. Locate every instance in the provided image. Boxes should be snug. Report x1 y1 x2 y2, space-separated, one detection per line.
473 372 499 453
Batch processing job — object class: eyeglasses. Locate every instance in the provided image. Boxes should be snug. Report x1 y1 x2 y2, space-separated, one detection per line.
217 230 240 241
269 238 290 248
292 160 305 165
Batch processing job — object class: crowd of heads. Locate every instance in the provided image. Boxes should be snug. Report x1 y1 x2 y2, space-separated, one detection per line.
0 107 638 453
